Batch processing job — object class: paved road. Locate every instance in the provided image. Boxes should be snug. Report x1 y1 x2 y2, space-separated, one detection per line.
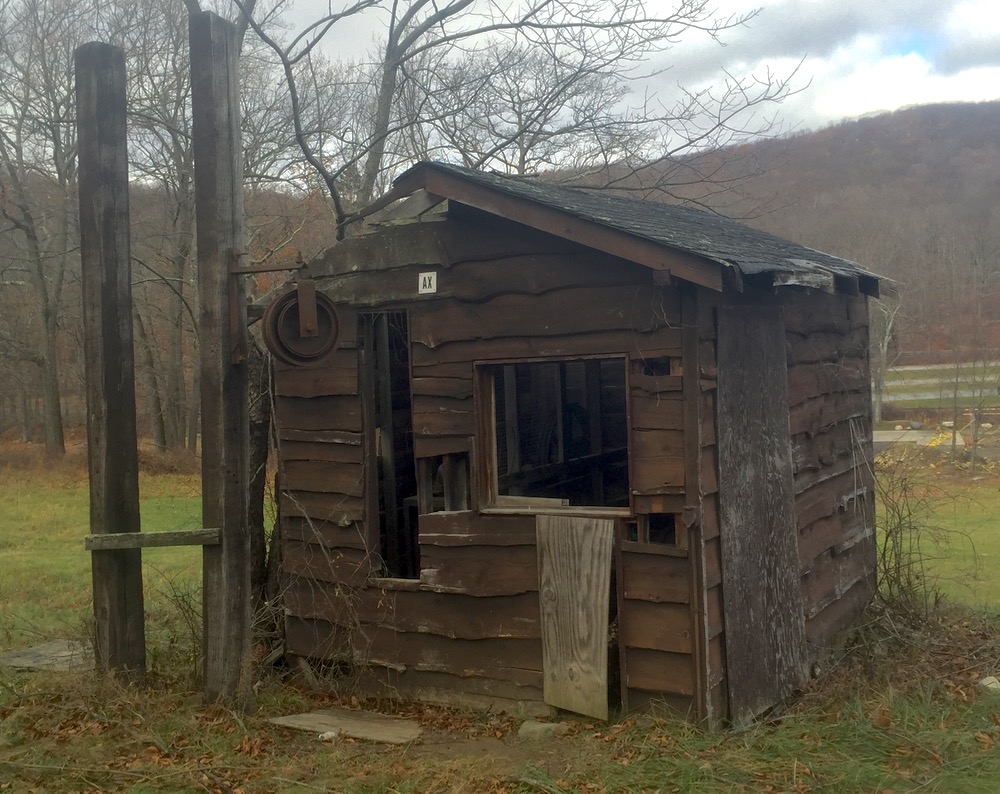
872 429 962 454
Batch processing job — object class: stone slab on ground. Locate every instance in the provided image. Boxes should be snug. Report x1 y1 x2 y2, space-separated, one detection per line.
0 640 92 672
270 707 422 745
518 720 571 740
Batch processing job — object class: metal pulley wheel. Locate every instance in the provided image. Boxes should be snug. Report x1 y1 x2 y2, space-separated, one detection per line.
261 279 339 367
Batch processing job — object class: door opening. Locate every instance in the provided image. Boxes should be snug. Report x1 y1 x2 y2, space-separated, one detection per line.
359 311 418 578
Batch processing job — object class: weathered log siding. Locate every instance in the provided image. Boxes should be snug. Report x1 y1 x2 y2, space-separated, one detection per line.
783 291 876 658
275 216 695 712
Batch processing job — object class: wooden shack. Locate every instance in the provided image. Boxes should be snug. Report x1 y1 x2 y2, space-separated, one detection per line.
265 162 881 725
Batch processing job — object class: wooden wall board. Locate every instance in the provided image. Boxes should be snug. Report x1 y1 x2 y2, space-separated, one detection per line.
804 575 875 645
274 351 358 398
283 579 360 625
794 470 868 530
284 582 540 640
716 303 807 725
624 648 694 696
317 252 655 307
708 634 726 687
278 428 363 446
788 392 870 437
410 328 681 367
279 440 365 464
280 460 364 497
624 689 696 718
632 493 686 515
791 422 867 476
629 454 686 493
410 376 474 400
412 436 473 458
311 221 445 277
619 550 690 604
785 329 868 366
781 302 850 336
285 615 350 660
350 666 547 713
411 394 475 438
282 541 371 587
630 394 685 431
536 515 615 720
793 454 869 498
787 360 868 406
407 286 670 350
704 584 724 639
418 511 536 542
275 395 362 432
282 516 368 551
372 589 541 639
355 625 543 688
629 373 683 397
797 511 869 572
800 537 876 619
618 600 693 653
419 544 539 595
700 392 717 445
710 679 729 722
699 446 719 495
279 491 365 524
631 429 685 456
703 536 723 588
410 360 475 380
701 494 720 541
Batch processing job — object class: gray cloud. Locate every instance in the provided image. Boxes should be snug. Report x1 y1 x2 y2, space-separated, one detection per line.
654 0 956 86
935 34 1000 74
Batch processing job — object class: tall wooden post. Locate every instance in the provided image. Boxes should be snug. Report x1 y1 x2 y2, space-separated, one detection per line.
75 42 145 680
189 11 252 704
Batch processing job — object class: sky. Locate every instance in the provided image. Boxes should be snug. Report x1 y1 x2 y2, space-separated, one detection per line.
284 0 1000 135
666 0 1000 133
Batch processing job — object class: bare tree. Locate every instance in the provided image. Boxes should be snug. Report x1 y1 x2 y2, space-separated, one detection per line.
232 0 795 232
0 0 92 455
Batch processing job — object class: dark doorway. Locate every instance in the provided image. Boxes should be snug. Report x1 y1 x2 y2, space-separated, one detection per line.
359 311 418 578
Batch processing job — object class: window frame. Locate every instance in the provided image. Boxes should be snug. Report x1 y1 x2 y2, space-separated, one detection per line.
474 354 633 517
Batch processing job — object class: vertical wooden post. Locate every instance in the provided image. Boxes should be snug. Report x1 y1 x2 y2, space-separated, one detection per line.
75 42 145 681
189 11 251 704
680 285 710 724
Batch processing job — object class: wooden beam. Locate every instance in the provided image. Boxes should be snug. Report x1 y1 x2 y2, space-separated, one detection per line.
190 11 251 706
680 286 711 724
75 41 146 682
85 529 221 551
408 168 724 292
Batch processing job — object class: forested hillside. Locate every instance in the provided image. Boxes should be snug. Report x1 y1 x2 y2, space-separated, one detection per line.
725 102 1000 365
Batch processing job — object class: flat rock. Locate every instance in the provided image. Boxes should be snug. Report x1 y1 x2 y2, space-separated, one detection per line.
270 707 422 745
979 676 1000 691
0 640 92 672
517 720 571 740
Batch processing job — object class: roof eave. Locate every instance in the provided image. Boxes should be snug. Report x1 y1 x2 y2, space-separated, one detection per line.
391 163 725 292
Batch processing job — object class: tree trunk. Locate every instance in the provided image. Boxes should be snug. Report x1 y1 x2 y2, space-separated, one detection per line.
358 49 400 207
39 325 65 455
135 310 167 450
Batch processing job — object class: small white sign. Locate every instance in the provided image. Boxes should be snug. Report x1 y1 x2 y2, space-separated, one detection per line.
418 271 437 294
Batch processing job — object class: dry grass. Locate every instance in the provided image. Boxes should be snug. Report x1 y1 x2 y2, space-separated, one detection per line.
3 443 1000 792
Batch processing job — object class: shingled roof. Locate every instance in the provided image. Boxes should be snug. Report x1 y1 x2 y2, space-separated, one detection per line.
385 161 883 297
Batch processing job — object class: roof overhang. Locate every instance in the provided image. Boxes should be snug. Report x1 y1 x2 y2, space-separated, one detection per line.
382 163 725 292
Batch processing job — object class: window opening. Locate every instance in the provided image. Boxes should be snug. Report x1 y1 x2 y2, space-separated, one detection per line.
359 311 418 578
627 514 681 547
489 358 628 507
416 452 471 514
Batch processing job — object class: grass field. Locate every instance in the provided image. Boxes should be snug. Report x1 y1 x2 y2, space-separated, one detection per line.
3 444 1000 792
0 447 203 656
881 363 1000 412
